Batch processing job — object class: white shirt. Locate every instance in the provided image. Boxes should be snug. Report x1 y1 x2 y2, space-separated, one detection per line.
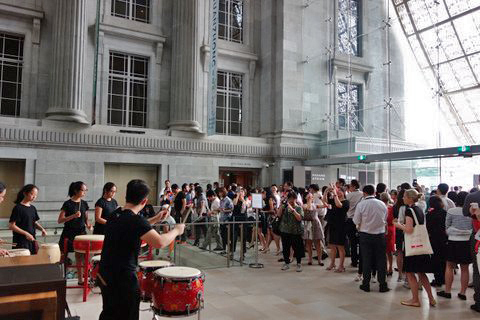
353 196 387 234
346 190 364 219
313 192 326 218
440 195 455 211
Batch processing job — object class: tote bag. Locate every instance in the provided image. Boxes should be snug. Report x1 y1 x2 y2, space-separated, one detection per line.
404 208 433 257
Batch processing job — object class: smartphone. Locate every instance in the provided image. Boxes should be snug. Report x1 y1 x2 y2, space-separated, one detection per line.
412 179 418 187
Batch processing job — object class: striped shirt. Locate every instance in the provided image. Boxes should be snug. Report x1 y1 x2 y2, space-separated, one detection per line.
446 207 472 241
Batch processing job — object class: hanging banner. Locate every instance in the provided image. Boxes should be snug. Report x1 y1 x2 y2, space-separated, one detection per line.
207 0 219 136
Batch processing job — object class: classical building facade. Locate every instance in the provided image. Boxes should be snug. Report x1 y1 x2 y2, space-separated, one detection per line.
0 0 410 220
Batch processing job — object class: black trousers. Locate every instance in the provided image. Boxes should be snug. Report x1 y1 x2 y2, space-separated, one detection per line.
99 271 140 320
281 232 305 264
346 218 359 266
232 215 247 253
471 233 480 305
359 232 387 287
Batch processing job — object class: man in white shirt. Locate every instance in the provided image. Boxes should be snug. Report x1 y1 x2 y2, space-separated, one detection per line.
353 185 389 293
437 183 455 210
201 189 223 250
346 180 363 267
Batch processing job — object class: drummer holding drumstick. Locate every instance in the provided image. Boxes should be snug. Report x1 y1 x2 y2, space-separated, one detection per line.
98 179 185 320
57 181 93 285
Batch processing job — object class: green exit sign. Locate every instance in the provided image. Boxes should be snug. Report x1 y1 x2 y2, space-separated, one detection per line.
458 146 471 153
358 155 367 161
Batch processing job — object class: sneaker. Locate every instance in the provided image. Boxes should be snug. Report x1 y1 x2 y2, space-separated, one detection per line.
371 275 377 283
296 263 302 272
354 274 363 282
281 263 290 271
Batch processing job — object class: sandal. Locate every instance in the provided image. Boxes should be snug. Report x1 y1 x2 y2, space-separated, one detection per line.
334 267 345 273
401 300 421 307
326 265 336 271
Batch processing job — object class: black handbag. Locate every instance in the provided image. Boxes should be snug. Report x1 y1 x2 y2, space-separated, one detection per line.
272 215 281 235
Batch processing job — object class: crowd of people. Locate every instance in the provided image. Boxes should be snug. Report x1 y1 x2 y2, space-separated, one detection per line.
1 177 480 312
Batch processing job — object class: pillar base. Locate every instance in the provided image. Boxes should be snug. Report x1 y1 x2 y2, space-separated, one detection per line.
168 120 202 134
45 108 89 124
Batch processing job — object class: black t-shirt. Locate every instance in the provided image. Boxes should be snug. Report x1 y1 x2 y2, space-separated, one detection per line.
174 192 185 214
93 198 119 235
62 199 89 231
99 208 152 274
9 204 40 243
139 204 156 219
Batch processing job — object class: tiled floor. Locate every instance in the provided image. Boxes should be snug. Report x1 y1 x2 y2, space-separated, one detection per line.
67 248 479 320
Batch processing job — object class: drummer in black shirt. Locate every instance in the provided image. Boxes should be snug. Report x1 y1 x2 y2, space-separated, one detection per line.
98 179 185 320
9 184 47 254
93 182 119 235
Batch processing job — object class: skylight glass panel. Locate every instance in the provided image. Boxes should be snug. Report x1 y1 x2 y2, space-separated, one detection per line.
407 35 430 68
409 0 449 31
444 0 480 16
468 53 480 81
397 4 415 35
438 62 461 91
453 11 480 54
448 58 476 89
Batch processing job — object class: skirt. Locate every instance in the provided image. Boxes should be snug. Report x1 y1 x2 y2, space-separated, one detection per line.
404 254 434 273
328 223 346 246
446 240 472 265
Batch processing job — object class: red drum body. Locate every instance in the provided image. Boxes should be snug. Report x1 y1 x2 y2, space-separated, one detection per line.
73 235 104 254
152 267 205 316
137 260 172 301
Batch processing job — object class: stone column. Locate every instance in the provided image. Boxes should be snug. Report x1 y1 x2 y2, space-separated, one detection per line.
168 0 202 133
45 0 89 124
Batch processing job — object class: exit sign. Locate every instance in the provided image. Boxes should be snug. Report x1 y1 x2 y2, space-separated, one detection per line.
458 146 471 153
358 155 367 161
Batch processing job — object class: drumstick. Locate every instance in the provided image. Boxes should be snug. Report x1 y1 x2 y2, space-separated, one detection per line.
182 208 192 224
0 242 17 246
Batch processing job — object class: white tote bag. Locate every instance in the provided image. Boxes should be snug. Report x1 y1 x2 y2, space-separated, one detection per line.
404 208 433 257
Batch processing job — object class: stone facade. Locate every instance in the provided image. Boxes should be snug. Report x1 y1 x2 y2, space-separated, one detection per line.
0 0 407 220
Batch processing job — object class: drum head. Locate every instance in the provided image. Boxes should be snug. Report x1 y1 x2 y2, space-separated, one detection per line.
74 234 105 241
154 266 201 279
40 243 59 248
139 260 171 268
91 255 101 262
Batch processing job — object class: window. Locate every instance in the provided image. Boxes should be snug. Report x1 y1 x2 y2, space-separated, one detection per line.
337 82 361 131
0 33 23 117
108 52 149 128
216 71 243 135
219 0 244 43
338 0 360 56
111 0 150 23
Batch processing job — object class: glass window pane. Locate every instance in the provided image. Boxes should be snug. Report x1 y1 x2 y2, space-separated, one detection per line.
130 112 145 127
1 99 16 116
109 110 124 125
338 0 359 56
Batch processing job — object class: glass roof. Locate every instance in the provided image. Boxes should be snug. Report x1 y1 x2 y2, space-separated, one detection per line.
393 0 480 144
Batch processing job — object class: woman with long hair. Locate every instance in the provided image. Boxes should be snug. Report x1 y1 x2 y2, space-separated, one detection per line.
9 184 47 254
426 195 448 287
303 192 323 266
93 182 118 235
393 188 407 283
324 185 349 273
263 189 279 253
58 181 92 285
395 189 436 308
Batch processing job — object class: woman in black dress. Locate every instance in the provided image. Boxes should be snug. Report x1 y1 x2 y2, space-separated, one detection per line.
93 182 118 235
394 189 436 308
9 184 47 254
58 181 92 285
324 185 349 272
426 195 448 287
